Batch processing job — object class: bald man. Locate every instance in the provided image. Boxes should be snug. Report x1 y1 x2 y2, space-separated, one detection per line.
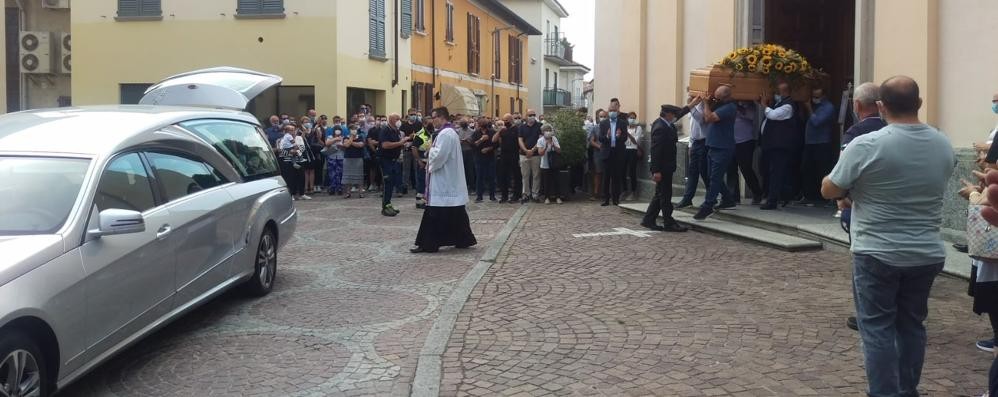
694 85 739 220
822 76 954 397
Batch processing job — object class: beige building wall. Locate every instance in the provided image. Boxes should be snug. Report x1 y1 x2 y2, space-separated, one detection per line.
936 0 998 147
872 0 939 129
72 0 411 118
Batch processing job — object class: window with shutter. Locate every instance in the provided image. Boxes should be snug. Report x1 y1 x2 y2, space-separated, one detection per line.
492 30 501 80
414 0 425 32
445 3 455 43
369 0 386 58
401 0 413 38
117 0 162 18
236 0 285 18
467 14 480 75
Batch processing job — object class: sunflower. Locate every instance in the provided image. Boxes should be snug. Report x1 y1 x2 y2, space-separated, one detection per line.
760 66 771 74
727 51 738 60
745 54 758 65
774 62 784 71
761 48 774 56
737 48 750 55
777 51 787 58
761 56 773 66
747 64 758 73
784 63 797 74
735 63 744 71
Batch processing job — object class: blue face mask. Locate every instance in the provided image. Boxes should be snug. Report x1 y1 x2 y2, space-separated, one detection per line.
774 95 783 103
993 102 998 114
609 111 618 120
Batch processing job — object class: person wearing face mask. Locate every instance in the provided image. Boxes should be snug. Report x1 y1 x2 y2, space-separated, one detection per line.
693 86 739 220
401 109 423 195
412 119 434 209
295 117 320 195
366 116 383 193
265 115 283 150
799 87 837 206
972 93 998 156
623 111 644 201
472 119 497 203
457 118 476 193
494 114 523 203
642 104 691 232
518 109 544 203
378 113 410 216
587 109 607 201
759 82 800 210
537 124 563 204
597 99 630 206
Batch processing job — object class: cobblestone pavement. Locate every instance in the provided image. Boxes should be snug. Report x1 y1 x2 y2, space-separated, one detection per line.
440 203 992 396
60 192 518 397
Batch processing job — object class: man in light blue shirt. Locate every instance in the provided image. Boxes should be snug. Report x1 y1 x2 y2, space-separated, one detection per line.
676 96 708 208
822 76 954 397
801 88 838 205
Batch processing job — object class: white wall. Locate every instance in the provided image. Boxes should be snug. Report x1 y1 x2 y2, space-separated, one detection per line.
937 0 998 147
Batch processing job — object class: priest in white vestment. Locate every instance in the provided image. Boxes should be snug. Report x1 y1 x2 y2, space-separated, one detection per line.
411 106 477 253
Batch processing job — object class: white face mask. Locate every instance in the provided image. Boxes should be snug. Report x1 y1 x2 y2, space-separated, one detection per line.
543 131 553 138
394 120 402 128
628 118 637 126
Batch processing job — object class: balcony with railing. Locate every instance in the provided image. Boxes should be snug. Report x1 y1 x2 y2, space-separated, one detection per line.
544 36 575 66
543 88 572 108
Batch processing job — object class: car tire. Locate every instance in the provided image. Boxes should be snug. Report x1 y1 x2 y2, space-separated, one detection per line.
243 228 277 297
0 330 51 397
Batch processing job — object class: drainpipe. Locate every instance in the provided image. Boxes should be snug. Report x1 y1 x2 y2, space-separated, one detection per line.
515 32 527 112
392 0 398 88
430 0 436 92
14 0 26 110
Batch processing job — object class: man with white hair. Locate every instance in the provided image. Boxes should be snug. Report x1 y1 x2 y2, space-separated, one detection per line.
838 82 886 332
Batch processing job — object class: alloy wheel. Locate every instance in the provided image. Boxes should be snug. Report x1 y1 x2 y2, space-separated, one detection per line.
256 232 277 289
0 349 41 397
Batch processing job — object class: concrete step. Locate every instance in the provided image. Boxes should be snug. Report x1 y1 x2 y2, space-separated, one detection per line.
619 203 823 252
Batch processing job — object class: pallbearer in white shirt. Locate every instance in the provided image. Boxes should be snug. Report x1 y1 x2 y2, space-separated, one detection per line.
411 107 478 254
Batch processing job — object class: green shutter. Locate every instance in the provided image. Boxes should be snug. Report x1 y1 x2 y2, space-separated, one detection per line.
262 0 284 14
237 0 261 14
401 0 412 38
140 0 161 16
118 0 139 17
369 0 386 57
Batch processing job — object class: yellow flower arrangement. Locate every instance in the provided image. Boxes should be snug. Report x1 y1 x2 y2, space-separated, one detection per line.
716 43 816 80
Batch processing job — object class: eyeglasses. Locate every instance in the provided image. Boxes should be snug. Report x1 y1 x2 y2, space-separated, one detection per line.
527 114 537 117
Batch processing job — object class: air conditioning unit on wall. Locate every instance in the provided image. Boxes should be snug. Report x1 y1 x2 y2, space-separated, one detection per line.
57 32 70 74
41 0 70 9
20 31 53 74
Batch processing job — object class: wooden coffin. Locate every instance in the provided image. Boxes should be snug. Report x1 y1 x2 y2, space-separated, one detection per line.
689 66 829 102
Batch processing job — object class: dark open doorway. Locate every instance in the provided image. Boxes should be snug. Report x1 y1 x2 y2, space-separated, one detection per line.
764 0 855 108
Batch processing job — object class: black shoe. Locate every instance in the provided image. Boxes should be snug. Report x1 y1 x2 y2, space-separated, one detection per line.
693 206 714 220
382 207 398 217
847 316 858 331
601 201 610 207
751 196 763 205
780 200 790 208
455 244 475 249
717 202 737 210
663 222 688 233
475 197 483 203
675 200 693 209
521 197 530 204
410 246 438 253
954 243 969 253
760 203 778 210
490 197 498 202
641 221 665 231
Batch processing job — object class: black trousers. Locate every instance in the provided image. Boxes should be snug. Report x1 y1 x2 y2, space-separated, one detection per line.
728 140 763 200
462 150 476 191
602 154 624 204
542 167 562 199
624 148 640 193
763 147 792 206
801 142 836 201
497 154 522 201
643 171 676 225
280 161 305 196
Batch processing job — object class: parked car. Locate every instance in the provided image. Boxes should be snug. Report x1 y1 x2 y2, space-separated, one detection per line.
0 67 296 396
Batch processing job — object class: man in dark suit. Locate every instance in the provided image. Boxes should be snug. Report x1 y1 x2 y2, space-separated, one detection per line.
642 104 691 232
596 98 630 206
759 82 801 210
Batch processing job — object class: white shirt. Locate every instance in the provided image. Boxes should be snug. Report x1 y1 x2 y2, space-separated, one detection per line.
426 127 469 207
988 123 998 145
688 102 706 147
626 125 643 150
538 136 561 169
761 102 794 133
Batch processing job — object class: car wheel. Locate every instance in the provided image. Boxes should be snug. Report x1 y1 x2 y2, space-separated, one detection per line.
244 228 277 297
0 330 50 397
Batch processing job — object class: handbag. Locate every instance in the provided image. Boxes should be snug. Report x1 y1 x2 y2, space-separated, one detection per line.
968 204 998 260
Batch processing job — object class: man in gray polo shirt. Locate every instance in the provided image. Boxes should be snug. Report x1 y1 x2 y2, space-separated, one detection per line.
822 76 954 397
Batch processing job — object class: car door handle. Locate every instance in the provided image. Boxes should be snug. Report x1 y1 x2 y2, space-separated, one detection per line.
156 225 172 239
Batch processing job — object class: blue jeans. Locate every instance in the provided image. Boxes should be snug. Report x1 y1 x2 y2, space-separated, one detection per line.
381 158 401 207
681 139 710 203
475 156 496 199
853 254 943 397
415 158 426 196
702 146 734 209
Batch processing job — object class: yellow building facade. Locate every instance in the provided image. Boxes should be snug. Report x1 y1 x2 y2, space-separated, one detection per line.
408 0 540 117
593 0 998 149
71 0 413 120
